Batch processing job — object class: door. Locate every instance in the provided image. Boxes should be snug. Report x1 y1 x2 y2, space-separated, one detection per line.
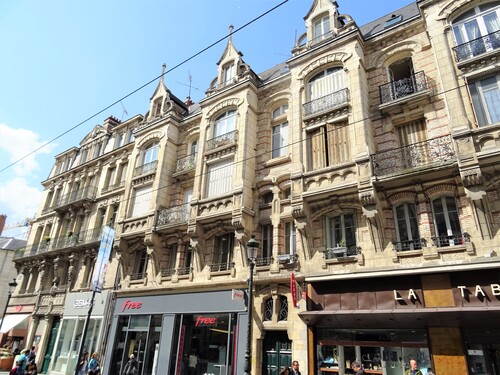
263 331 292 375
41 316 60 374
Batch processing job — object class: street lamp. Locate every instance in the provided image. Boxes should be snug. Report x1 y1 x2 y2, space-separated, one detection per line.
0 278 18 332
244 235 259 375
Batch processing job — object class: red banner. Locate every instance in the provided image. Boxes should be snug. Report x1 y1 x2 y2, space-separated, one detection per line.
290 272 298 308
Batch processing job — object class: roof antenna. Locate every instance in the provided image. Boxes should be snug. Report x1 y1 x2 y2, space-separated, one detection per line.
188 71 192 98
120 101 128 120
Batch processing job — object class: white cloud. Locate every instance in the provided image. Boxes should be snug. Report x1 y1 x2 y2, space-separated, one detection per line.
0 123 57 176
0 177 42 223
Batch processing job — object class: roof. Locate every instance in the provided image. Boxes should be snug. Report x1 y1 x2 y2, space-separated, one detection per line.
360 2 420 39
0 237 27 251
258 62 290 83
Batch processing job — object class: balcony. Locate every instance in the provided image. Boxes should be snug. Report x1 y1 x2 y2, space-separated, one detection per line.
371 135 455 178
431 233 470 248
102 180 125 194
160 268 175 278
13 227 103 258
378 71 430 109
303 88 349 118
206 130 238 152
392 238 426 252
209 262 235 273
453 30 500 63
175 153 197 173
133 161 157 178
52 186 97 211
155 203 190 228
255 257 273 267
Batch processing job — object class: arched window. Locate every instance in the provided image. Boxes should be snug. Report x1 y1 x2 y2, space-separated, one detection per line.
213 110 236 137
452 2 500 60
308 67 344 102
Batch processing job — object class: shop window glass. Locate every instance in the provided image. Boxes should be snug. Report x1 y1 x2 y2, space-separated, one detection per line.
175 313 236 375
316 329 430 374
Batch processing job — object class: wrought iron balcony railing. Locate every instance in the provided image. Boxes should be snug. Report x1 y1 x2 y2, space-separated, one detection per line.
176 153 197 173
379 71 429 104
53 186 97 209
303 88 349 116
371 135 455 177
255 257 273 267
209 262 235 272
160 268 175 278
130 272 147 281
155 203 190 227
177 267 193 276
134 160 157 177
206 130 238 151
323 245 358 260
392 238 426 252
453 30 500 62
14 227 103 258
431 233 470 248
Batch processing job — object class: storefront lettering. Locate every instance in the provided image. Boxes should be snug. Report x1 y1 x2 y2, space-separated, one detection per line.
195 316 217 326
121 299 143 312
457 284 500 298
74 299 91 308
393 289 418 301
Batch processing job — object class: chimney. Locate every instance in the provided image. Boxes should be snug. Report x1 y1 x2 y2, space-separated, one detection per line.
0 214 6 236
103 116 121 132
185 97 194 107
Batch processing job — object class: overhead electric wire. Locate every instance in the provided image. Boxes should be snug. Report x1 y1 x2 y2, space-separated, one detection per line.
0 0 290 174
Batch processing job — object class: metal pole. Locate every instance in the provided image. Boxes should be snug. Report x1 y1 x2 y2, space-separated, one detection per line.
0 290 12 332
244 259 255 375
74 289 96 375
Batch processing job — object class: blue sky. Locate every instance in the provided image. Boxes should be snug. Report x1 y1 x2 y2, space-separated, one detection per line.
0 0 414 238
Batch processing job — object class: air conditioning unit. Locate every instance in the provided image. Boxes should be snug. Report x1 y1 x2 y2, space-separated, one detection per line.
277 254 292 264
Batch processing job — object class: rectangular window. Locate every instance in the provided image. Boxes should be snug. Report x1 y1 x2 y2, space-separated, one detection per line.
470 74 500 126
213 234 233 271
106 167 116 189
432 196 462 247
131 185 152 217
272 122 289 158
314 15 331 41
309 122 349 170
115 133 125 148
261 224 273 259
394 203 421 250
327 213 356 250
222 63 234 83
285 222 296 256
206 158 233 198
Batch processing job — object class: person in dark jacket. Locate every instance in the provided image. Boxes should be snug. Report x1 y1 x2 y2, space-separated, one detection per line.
122 354 138 375
352 361 366 375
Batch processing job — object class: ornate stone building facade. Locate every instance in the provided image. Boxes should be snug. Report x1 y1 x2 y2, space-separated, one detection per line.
10 0 500 374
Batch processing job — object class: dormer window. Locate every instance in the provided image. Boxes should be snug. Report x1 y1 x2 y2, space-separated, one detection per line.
313 14 331 42
385 14 403 28
153 98 162 117
222 63 235 84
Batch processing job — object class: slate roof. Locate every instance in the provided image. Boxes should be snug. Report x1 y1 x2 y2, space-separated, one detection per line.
0 237 27 251
360 2 420 39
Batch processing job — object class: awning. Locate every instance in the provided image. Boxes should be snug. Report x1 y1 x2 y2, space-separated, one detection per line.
299 306 500 329
0 314 30 333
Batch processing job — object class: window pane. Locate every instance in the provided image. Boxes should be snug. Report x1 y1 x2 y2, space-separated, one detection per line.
131 185 152 217
206 158 233 198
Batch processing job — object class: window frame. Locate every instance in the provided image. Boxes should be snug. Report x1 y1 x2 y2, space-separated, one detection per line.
213 110 236 137
130 184 153 217
326 213 357 249
313 14 331 41
469 74 500 126
431 196 462 242
205 157 234 198
393 203 421 250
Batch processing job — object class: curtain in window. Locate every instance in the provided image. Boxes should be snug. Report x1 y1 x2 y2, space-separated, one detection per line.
484 12 500 33
131 185 152 217
308 69 344 101
206 158 233 198
482 78 500 124
272 122 288 158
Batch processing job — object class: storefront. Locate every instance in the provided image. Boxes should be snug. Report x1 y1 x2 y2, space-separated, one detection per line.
0 304 34 353
301 267 500 375
103 290 248 375
49 290 110 375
